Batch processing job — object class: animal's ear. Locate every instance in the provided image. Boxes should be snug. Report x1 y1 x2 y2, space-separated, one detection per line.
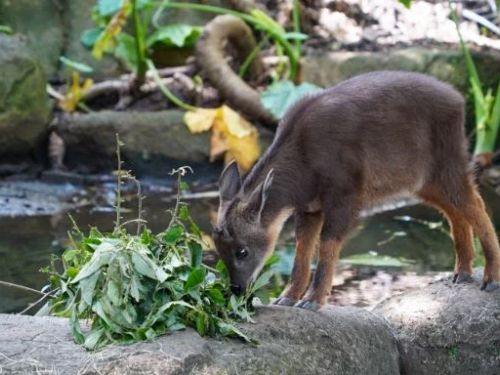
219 160 241 202
249 168 274 223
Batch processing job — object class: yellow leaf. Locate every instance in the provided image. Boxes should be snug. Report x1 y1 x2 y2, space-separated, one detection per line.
184 108 217 133
226 126 260 172
210 119 229 161
59 71 93 112
92 0 131 59
218 105 253 138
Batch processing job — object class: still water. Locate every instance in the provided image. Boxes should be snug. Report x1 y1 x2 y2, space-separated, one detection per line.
1 179 499 313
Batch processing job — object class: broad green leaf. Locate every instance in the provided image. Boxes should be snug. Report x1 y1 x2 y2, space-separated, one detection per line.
195 312 207 335
252 270 274 291
206 288 225 305
164 225 184 244
146 24 202 48
79 271 100 306
131 252 157 280
71 248 113 283
80 28 103 48
260 80 322 119
59 56 94 74
398 0 412 8
115 33 138 71
188 242 202 268
0 25 13 35
185 267 205 290
83 328 105 350
70 309 85 344
98 0 124 16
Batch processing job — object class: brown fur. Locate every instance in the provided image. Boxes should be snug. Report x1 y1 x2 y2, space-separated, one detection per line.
214 71 500 307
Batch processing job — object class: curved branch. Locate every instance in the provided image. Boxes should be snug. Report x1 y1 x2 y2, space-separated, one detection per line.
195 15 277 126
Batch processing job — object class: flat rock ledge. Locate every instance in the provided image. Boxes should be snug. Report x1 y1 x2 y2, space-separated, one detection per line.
373 269 500 375
0 306 398 375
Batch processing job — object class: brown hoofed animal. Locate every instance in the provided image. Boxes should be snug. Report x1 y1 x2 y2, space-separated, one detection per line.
213 71 500 311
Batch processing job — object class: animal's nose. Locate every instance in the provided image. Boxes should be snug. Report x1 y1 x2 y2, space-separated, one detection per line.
230 283 243 295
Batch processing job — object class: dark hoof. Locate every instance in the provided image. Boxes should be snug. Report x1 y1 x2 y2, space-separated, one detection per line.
273 296 296 306
480 281 500 292
295 300 321 311
452 271 473 284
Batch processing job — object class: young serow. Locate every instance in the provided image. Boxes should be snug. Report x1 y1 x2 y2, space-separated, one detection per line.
213 71 500 311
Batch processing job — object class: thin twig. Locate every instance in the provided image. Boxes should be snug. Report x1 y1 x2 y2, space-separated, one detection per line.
0 280 53 298
17 288 59 315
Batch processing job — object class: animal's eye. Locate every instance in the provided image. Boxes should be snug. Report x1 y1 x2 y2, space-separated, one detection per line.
236 247 249 260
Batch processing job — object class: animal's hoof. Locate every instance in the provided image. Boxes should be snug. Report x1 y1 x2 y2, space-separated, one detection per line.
452 271 473 284
295 300 321 311
273 296 296 306
480 281 500 292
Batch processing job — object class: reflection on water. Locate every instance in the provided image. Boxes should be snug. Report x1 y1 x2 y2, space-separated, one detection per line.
1 184 498 313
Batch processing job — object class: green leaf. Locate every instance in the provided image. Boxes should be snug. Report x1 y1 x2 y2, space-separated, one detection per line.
260 80 322 119
206 288 225 305
79 271 100 306
80 28 103 48
164 225 184 244
131 252 157 280
59 56 94 74
195 312 207 335
284 32 308 41
146 24 202 48
83 328 105 350
115 33 138 72
98 0 124 16
185 267 205 290
398 0 412 8
0 25 13 35
188 242 203 268
252 270 274 291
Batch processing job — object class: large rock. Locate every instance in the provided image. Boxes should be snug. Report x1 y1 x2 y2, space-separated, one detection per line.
0 306 399 374
303 47 500 94
55 110 273 176
0 0 64 76
0 34 50 161
373 269 500 375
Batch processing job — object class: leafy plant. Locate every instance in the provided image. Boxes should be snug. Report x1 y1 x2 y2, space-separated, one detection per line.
450 0 500 165
82 0 202 81
57 57 94 113
0 25 13 34
45 164 274 350
260 80 322 119
158 2 307 80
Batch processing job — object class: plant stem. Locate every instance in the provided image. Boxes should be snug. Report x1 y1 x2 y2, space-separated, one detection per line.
146 59 197 111
0 280 54 298
292 0 301 57
132 0 147 82
238 38 266 78
115 134 123 232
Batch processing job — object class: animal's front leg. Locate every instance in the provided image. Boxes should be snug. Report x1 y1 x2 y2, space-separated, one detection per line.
274 211 323 306
295 239 342 311
295 194 356 311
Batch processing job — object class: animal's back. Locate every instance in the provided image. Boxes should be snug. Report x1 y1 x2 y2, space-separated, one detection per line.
272 71 468 206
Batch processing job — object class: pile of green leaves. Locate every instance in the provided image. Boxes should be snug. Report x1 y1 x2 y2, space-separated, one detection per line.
46 171 275 351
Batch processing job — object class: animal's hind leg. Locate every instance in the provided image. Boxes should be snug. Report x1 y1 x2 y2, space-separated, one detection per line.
274 211 323 306
420 182 500 290
419 187 474 282
461 189 500 290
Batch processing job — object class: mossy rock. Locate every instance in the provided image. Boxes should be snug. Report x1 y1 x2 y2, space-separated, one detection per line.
0 34 50 160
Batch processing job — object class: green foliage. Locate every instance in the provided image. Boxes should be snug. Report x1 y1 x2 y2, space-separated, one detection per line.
59 56 94 74
0 25 13 34
449 0 500 158
81 0 202 78
160 2 306 80
260 80 322 119
146 24 202 48
398 0 412 8
46 168 274 350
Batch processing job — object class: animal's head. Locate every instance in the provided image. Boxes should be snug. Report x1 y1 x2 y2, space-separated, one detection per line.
213 161 279 295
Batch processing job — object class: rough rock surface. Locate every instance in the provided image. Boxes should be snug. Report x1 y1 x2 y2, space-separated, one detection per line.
55 110 273 175
303 47 500 95
0 306 399 375
0 34 50 160
373 269 500 375
0 0 64 76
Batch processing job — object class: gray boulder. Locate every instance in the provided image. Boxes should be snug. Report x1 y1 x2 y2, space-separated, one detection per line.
0 306 399 374
373 269 500 375
55 110 273 175
0 34 50 160
303 47 500 94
